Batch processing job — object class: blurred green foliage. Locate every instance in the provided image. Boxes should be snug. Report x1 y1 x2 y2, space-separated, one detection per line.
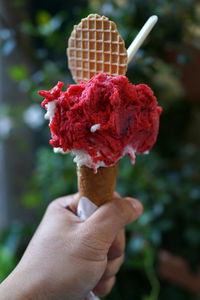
0 0 200 299
0 223 35 282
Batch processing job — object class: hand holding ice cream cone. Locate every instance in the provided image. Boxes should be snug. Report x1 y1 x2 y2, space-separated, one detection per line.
39 13 161 300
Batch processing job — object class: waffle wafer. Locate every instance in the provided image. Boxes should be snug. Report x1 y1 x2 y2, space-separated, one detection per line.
67 14 128 83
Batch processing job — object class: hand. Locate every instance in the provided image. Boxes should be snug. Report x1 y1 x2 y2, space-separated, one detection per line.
0 193 143 300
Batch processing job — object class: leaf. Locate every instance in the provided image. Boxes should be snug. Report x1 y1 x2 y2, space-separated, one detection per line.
36 10 51 25
7 65 28 82
22 193 43 208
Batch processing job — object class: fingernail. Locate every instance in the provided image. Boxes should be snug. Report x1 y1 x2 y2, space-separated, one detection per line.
127 198 143 216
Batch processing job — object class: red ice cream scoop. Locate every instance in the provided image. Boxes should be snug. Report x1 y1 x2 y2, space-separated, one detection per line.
39 73 162 170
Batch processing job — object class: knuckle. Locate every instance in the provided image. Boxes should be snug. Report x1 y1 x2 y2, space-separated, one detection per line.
47 200 58 212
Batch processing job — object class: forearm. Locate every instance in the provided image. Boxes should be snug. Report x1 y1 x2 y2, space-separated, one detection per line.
0 265 43 300
0 260 88 300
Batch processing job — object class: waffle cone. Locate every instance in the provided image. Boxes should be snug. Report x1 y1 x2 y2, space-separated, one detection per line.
77 162 119 206
67 14 127 83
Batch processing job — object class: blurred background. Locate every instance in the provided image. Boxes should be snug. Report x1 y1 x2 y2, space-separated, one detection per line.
0 0 200 299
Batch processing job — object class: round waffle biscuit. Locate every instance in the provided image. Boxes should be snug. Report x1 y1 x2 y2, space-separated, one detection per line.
67 14 128 83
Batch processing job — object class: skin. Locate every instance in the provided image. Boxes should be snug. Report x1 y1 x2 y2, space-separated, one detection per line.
0 193 143 300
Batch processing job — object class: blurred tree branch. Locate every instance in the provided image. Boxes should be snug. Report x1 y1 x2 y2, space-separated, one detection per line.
1 0 33 62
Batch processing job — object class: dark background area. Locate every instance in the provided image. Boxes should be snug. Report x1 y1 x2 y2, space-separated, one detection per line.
0 0 200 299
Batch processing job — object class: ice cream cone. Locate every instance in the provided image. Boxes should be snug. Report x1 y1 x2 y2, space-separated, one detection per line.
77 162 120 206
68 15 126 206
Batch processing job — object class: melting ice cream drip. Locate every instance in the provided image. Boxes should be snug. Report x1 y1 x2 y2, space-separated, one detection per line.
71 149 106 172
123 145 136 164
44 100 66 155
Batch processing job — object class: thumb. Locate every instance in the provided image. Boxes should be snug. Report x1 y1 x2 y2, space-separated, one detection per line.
83 197 143 245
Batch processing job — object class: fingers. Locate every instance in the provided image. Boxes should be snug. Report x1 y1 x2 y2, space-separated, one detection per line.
100 229 125 281
93 276 116 297
92 235 124 297
83 196 143 245
51 193 80 213
108 229 125 260
102 254 124 280
48 191 119 216
46 193 81 223
92 227 125 297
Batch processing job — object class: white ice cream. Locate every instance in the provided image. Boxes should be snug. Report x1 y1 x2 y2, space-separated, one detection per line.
45 100 57 121
53 147 68 154
144 150 149 155
71 149 106 172
90 124 100 132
